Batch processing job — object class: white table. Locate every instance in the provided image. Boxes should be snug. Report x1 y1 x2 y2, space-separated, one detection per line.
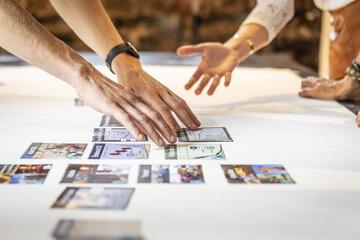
0 65 359 240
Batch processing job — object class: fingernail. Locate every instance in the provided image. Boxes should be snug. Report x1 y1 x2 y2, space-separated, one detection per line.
158 138 165 146
170 135 176 142
138 134 145 140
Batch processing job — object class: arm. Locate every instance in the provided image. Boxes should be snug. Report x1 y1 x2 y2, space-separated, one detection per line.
177 0 294 96
49 0 201 132
0 0 174 146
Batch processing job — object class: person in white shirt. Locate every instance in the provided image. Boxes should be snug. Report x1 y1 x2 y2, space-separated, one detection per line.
177 0 360 127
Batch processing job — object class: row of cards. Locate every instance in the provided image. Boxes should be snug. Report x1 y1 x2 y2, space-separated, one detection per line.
20 142 227 160
0 164 295 184
93 126 233 142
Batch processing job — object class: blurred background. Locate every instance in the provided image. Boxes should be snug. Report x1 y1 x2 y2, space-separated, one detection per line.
0 0 321 71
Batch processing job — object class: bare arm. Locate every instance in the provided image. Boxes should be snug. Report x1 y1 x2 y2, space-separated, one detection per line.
0 0 175 146
177 0 294 96
50 0 201 132
0 0 87 87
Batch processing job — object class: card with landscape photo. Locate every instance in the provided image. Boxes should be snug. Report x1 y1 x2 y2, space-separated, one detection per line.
92 128 146 142
60 164 130 184
51 187 134 210
88 143 150 160
177 127 233 142
52 219 141 240
165 144 225 160
138 164 204 184
221 164 295 184
21 143 87 159
100 115 124 127
0 164 52 184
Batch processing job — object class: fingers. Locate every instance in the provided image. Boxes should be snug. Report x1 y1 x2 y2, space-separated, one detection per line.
224 72 232 87
122 94 177 144
162 92 200 130
195 74 211 95
176 44 203 57
108 102 146 141
301 79 317 88
185 69 203 90
207 75 221 95
155 102 182 133
115 99 167 147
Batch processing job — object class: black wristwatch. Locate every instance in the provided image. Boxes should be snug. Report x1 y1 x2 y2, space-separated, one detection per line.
345 60 360 83
105 42 140 74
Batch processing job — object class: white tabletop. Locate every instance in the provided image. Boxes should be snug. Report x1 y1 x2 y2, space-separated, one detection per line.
0 65 359 240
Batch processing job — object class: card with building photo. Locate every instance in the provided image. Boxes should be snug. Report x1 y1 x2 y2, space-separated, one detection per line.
92 128 146 142
21 143 87 159
138 164 204 184
88 143 150 160
100 115 124 127
51 187 135 210
0 164 52 184
165 144 225 160
221 164 295 184
52 219 141 240
60 164 130 184
177 127 233 142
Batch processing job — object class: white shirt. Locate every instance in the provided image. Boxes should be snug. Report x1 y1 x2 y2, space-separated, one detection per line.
243 0 356 42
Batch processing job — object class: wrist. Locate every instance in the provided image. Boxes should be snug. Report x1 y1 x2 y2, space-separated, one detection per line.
224 39 252 62
112 54 142 84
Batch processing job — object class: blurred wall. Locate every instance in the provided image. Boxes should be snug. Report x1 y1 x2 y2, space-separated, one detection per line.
0 0 321 70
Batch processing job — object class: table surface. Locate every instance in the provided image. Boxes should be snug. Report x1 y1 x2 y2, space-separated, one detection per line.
0 64 359 240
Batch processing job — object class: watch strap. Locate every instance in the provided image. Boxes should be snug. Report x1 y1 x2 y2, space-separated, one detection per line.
105 42 139 74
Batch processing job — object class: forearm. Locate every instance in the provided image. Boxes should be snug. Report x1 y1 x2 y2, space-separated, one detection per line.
0 0 90 88
50 0 124 60
224 23 269 56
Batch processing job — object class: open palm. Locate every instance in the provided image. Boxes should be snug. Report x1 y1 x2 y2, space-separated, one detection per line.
177 42 241 95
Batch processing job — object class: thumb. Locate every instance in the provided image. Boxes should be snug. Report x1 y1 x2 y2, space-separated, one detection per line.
176 45 202 57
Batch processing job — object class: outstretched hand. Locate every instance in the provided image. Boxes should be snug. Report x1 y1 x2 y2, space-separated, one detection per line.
177 42 241 96
75 65 178 147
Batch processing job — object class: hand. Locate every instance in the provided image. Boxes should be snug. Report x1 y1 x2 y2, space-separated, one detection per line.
177 42 242 95
113 55 201 133
299 75 360 101
74 64 177 147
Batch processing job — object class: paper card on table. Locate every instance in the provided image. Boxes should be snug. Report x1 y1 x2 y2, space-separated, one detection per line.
51 187 134 210
221 164 295 184
92 128 146 142
0 164 51 184
60 164 130 184
177 127 233 142
138 164 204 184
165 144 225 160
100 115 124 127
88 143 150 160
21 143 87 159
52 219 141 240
